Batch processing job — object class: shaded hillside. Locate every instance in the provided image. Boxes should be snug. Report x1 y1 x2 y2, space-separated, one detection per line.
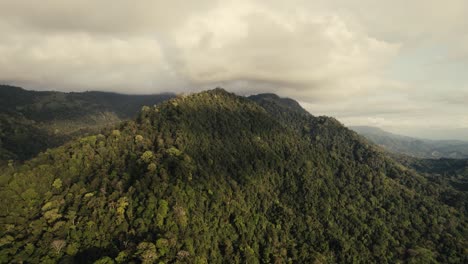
351 126 468 159
0 85 174 162
397 156 468 192
248 93 309 115
0 89 466 263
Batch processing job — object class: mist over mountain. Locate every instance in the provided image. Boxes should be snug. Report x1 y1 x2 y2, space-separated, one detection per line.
0 89 466 263
351 126 468 159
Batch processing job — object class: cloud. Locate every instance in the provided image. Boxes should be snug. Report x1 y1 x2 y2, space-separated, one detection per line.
0 0 467 139
0 0 217 34
172 1 400 98
0 0 399 97
0 30 183 93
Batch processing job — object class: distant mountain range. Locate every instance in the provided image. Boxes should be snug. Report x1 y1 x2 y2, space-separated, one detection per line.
351 126 468 159
0 85 174 162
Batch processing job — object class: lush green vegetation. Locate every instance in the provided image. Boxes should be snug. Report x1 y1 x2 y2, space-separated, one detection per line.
0 85 174 163
395 156 468 214
0 89 467 263
397 157 468 191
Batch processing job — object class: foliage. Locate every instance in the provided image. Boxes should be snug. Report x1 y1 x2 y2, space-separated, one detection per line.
0 88 467 263
0 84 174 163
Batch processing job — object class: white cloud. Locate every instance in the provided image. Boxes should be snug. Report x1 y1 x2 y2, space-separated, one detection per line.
0 0 401 98
0 0 467 139
0 30 181 93
172 1 400 98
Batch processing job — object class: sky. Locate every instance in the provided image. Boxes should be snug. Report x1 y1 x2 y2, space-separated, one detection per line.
0 0 467 140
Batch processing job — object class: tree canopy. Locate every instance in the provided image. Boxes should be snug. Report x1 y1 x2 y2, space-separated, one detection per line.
0 88 466 263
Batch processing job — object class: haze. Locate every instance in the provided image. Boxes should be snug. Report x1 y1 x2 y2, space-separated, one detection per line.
0 0 467 140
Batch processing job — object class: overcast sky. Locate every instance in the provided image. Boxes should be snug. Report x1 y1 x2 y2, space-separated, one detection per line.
0 0 467 140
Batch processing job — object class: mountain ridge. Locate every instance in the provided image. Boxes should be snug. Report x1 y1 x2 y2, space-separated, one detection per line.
1 88 466 263
0 85 175 162
351 125 468 159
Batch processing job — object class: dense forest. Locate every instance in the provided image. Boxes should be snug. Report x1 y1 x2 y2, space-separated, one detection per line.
0 88 467 263
396 156 468 192
0 85 174 163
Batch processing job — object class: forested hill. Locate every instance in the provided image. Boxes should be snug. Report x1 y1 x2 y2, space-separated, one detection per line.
0 88 467 263
248 93 309 115
0 85 174 121
0 85 174 162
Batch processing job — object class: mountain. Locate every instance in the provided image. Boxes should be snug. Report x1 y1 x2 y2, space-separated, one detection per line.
248 93 309 115
0 89 467 263
351 126 468 159
396 156 468 192
0 85 174 163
